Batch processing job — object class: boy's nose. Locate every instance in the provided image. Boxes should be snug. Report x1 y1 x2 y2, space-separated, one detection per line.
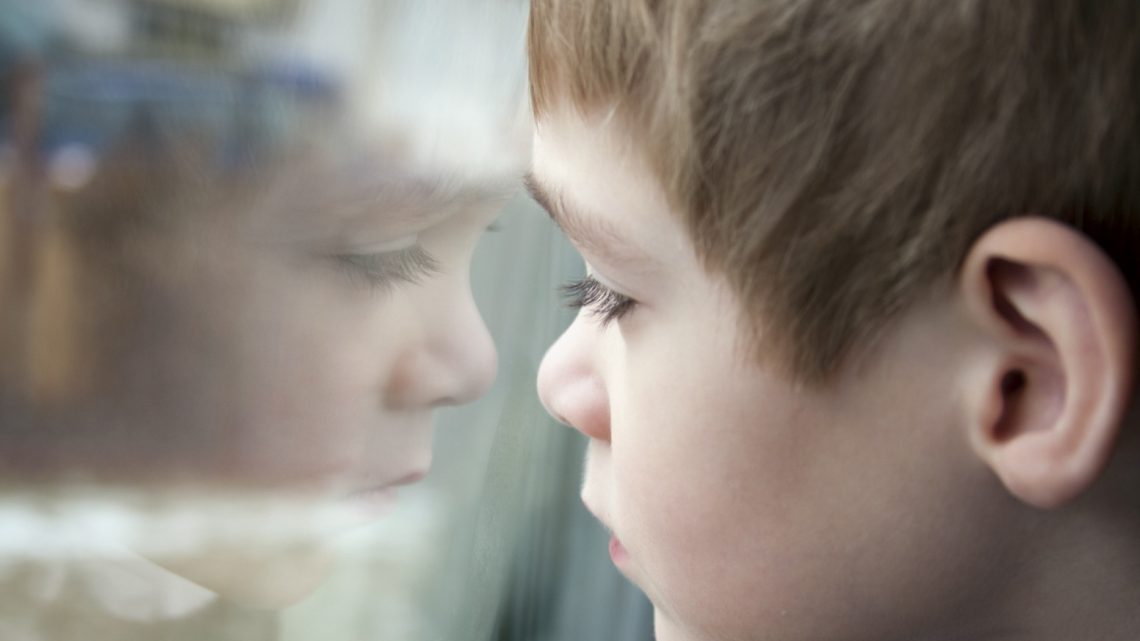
536 318 610 442
386 289 498 409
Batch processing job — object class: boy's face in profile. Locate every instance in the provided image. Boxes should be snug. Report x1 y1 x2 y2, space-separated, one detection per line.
531 109 1018 641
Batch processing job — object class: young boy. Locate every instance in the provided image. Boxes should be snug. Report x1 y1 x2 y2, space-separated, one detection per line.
527 1 1140 640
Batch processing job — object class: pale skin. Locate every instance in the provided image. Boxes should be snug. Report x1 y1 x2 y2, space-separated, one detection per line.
141 175 505 606
531 107 1140 641
21 160 509 608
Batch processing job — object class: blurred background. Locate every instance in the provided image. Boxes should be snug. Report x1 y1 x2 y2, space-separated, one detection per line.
0 0 651 639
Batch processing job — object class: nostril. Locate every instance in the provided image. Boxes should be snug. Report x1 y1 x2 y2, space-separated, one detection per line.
540 377 610 441
547 408 573 428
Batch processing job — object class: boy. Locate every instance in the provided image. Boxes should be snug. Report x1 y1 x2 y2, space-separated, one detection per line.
527 1 1140 640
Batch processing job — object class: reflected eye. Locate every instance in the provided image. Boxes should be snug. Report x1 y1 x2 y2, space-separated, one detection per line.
332 245 441 291
561 276 638 325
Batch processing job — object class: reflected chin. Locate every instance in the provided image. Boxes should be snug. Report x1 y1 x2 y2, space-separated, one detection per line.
154 539 335 609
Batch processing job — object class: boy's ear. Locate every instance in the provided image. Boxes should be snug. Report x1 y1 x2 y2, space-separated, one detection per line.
959 217 1137 509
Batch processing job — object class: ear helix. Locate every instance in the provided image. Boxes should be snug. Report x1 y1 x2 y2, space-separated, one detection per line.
960 218 1137 509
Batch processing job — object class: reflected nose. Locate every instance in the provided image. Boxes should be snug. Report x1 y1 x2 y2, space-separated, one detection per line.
386 287 498 409
536 317 610 442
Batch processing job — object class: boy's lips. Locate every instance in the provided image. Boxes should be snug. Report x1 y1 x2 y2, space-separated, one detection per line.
582 495 630 566
608 535 630 565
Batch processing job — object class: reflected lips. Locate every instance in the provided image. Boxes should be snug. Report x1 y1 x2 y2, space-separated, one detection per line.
343 470 426 517
388 470 427 487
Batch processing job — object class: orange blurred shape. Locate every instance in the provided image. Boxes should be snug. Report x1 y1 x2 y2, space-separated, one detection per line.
26 200 90 406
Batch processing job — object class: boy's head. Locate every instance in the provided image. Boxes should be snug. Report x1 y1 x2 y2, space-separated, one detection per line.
529 1 1140 640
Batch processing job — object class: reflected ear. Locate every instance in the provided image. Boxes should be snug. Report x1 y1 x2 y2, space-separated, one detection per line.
959 217 1137 508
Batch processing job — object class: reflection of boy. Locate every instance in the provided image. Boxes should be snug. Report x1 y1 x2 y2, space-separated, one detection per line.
528 2 1140 640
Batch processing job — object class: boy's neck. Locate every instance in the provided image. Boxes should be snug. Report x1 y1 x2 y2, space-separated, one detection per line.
982 488 1140 641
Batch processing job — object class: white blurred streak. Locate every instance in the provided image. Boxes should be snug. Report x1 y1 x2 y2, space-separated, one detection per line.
248 0 529 174
51 0 131 54
362 0 531 180
0 489 427 558
242 0 372 80
0 486 449 628
282 487 447 641
239 0 530 184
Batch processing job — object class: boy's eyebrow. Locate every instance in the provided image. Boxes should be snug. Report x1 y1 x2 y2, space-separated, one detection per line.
524 171 654 271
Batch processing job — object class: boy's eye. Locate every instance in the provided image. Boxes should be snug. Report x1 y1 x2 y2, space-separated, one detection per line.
561 276 638 325
332 245 441 291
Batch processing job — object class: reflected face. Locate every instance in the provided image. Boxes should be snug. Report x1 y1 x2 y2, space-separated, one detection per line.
43 155 510 605
130 162 505 502
0 0 528 611
531 110 1016 641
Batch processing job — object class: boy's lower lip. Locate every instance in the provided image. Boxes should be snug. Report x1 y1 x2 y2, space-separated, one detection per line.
609 536 630 565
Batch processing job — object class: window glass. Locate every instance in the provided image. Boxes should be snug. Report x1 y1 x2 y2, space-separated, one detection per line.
0 1 650 639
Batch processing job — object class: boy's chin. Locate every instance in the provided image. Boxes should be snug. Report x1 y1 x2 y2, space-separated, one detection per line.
153 540 335 609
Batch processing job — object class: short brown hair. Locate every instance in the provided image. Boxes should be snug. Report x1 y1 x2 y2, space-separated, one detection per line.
529 0 1140 382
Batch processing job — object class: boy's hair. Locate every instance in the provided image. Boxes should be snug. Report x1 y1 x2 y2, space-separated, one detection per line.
529 0 1140 382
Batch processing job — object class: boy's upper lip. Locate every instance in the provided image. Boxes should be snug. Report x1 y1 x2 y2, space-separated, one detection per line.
581 493 615 535
583 494 642 583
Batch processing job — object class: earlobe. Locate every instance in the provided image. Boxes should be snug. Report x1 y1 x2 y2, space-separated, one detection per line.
959 217 1137 509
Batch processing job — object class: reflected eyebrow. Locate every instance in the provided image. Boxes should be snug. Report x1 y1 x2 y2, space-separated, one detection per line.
334 170 519 223
257 165 519 246
524 171 651 271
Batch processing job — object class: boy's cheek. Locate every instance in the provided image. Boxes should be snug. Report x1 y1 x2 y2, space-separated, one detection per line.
618 385 1016 641
609 359 867 635
616 470 792 641
612 388 789 613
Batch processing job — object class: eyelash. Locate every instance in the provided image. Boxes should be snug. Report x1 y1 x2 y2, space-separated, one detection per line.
332 245 441 291
561 275 638 324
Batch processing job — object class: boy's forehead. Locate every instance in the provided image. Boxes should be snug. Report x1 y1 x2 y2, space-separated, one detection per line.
533 106 646 172
530 110 692 270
